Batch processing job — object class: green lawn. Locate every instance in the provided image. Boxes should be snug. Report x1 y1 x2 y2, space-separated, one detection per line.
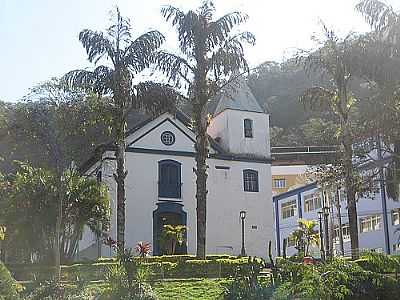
153 278 229 300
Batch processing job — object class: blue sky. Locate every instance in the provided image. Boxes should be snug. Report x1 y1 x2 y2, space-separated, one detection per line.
0 0 379 102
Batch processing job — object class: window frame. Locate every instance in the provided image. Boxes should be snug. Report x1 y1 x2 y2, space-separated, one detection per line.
158 159 182 199
360 215 381 233
273 178 286 189
281 200 297 219
243 118 253 138
303 192 322 213
392 209 400 226
243 169 259 192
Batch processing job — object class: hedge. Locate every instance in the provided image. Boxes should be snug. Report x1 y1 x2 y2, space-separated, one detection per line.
6 256 259 281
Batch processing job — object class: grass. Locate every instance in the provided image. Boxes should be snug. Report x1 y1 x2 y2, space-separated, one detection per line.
153 278 229 300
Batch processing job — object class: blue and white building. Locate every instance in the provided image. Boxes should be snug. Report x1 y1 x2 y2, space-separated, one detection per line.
273 162 400 256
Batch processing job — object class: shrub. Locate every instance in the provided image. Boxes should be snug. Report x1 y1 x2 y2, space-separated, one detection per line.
0 260 21 300
272 257 400 300
356 251 400 274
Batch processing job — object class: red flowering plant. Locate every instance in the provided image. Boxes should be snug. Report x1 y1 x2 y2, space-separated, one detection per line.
135 241 151 259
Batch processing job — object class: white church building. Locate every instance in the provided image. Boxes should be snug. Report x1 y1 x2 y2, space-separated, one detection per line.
79 81 274 258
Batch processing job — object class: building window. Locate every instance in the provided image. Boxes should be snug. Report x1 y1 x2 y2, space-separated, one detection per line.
158 160 181 198
283 235 296 248
244 119 253 138
392 209 400 226
334 224 350 243
281 200 297 219
360 215 381 233
303 192 322 212
273 178 286 189
393 243 400 252
161 131 175 146
243 169 259 192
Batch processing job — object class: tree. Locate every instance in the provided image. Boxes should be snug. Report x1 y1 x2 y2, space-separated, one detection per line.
63 8 178 249
356 0 400 201
155 0 255 259
290 219 319 257
0 163 109 264
298 26 362 259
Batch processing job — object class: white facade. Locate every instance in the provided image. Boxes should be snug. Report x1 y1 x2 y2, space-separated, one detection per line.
80 83 273 259
274 181 400 257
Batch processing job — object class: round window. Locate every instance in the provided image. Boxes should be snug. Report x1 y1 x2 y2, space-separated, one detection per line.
161 131 175 146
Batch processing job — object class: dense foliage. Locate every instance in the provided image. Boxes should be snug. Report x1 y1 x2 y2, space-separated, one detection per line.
0 163 109 264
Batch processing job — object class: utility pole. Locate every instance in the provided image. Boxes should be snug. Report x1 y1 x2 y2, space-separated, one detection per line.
335 188 345 256
318 211 325 261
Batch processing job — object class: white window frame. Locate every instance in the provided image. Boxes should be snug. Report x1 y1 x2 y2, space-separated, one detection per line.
281 200 297 219
392 209 400 226
334 224 350 243
273 178 286 189
303 192 322 212
360 215 381 233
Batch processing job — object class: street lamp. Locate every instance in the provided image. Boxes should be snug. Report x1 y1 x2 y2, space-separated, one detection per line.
240 210 247 256
318 211 325 261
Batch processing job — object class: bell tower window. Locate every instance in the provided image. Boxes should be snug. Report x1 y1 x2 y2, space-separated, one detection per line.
244 119 253 138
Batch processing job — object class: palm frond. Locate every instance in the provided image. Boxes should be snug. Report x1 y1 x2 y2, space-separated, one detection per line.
209 32 254 79
107 7 132 43
78 29 115 64
198 1 215 21
208 12 249 48
161 5 185 26
155 51 194 87
62 66 113 95
356 0 397 31
124 30 165 73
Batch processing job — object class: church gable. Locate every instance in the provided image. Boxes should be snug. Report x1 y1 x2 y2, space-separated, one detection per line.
126 113 216 154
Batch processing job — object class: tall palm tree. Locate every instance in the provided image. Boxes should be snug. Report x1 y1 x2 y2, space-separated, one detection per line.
63 8 177 249
356 0 400 201
298 26 361 259
155 1 255 259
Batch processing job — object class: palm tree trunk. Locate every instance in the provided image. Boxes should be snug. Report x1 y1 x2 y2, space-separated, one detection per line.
194 104 209 259
343 128 359 259
114 140 127 250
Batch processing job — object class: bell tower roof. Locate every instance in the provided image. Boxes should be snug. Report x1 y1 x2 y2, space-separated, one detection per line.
213 77 264 116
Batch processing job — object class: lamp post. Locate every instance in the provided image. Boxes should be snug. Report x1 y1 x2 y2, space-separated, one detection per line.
240 211 247 256
318 211 325 261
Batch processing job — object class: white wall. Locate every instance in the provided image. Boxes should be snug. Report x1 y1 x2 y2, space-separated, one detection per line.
80 112 274 258
208 109 270 158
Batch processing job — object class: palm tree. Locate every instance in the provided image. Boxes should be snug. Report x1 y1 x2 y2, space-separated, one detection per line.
155 1 255 259
298 26 361 259
356 0 400 201
291 219 319 257
63 8 178 249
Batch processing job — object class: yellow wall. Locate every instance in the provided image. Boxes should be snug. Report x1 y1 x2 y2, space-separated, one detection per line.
272 174 307 194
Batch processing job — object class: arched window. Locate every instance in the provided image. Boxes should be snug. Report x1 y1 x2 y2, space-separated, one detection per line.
243 169 259 192
244 119 253 138
158 160 181 198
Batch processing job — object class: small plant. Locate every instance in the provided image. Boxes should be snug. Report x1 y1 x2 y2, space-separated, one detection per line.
160 225 187 255
290 219 319 257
